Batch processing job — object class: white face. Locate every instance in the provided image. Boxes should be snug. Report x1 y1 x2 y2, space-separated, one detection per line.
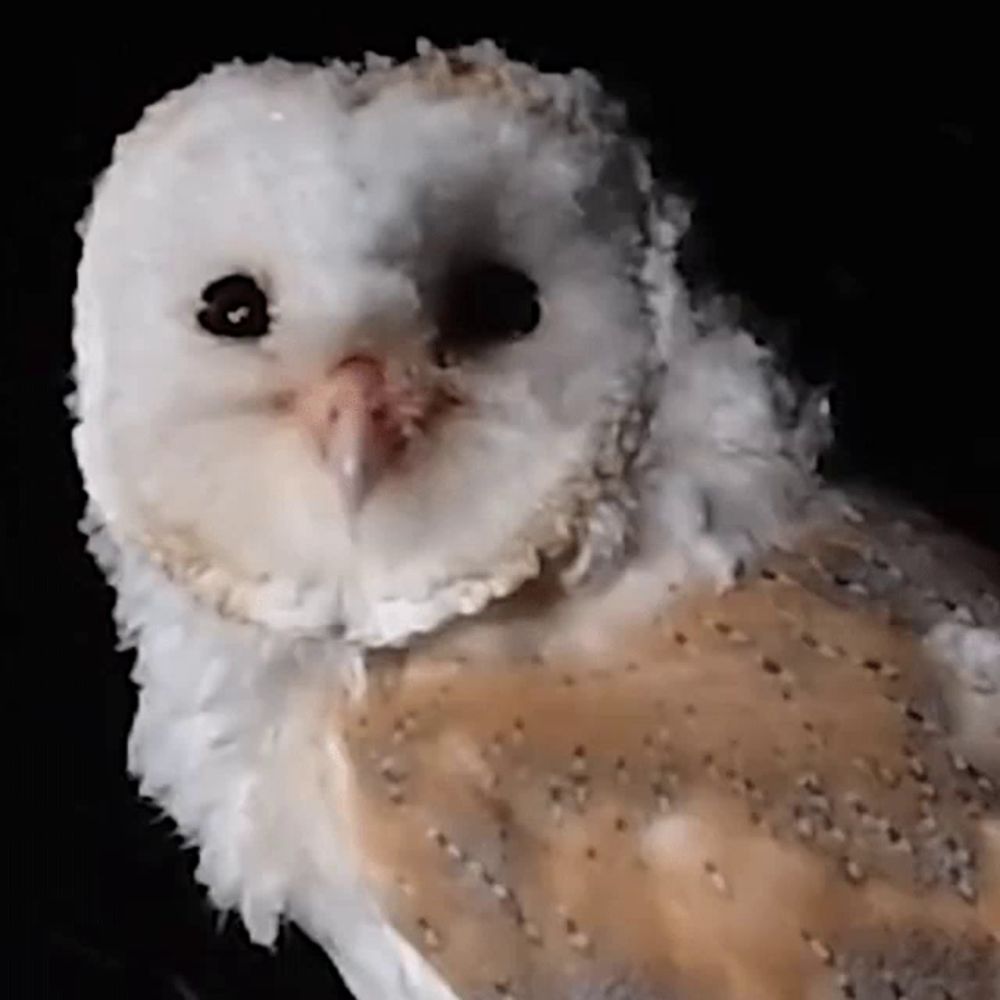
73 55 659 642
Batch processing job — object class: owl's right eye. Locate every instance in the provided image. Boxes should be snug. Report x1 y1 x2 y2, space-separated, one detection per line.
197 274 271 339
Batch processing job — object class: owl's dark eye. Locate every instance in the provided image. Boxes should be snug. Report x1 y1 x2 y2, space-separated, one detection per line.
197 274 271 339
435 260 541 354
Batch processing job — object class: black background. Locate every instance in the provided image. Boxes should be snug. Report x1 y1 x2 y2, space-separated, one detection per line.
20 18 994 1000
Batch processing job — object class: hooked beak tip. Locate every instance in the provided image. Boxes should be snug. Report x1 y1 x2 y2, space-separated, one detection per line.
331 441 377 518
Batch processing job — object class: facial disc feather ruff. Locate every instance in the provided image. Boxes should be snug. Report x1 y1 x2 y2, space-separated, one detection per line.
71 40 999 1000
73 41 689 648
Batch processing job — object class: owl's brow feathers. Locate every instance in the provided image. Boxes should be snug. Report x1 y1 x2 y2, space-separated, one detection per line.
346 43 621 136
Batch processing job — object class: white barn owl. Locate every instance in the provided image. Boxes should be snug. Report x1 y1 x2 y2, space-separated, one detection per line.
71 40 999 1000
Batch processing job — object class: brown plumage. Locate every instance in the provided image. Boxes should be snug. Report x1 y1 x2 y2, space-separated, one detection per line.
337 495 999 999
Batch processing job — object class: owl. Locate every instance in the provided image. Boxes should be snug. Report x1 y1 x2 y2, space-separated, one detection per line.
71 40 998 1000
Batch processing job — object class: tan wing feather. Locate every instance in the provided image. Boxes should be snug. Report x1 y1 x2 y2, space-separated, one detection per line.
333 497 999 999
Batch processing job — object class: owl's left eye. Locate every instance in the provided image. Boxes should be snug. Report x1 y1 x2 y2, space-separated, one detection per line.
197 274 271 339
434 260 542 356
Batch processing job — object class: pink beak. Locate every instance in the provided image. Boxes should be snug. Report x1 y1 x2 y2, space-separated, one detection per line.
294 355 405 513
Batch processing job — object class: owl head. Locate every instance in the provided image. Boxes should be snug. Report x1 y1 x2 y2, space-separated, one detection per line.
72 42 815 647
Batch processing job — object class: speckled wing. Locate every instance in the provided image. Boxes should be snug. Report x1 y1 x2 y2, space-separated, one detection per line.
333 488 1000 1000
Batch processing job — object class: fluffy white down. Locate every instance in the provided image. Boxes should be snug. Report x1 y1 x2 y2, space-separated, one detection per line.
72 41 832 1000
925 620 1000 774
87 511 459 999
